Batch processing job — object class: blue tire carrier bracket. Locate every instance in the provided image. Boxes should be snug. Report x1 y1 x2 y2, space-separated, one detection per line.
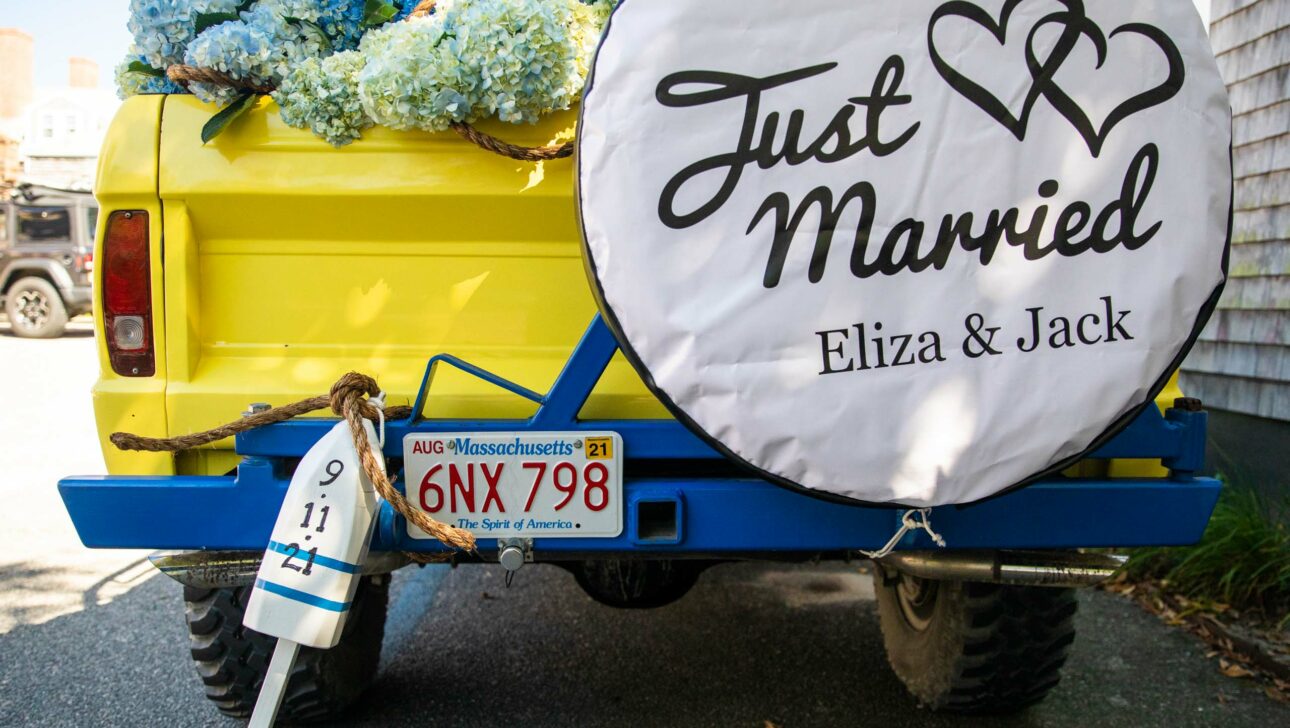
60 315 1221 555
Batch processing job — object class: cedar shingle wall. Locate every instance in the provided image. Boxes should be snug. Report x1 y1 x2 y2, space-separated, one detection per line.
1182 0 1290 420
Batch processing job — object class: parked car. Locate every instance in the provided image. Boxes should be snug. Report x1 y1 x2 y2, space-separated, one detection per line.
0 184 96 338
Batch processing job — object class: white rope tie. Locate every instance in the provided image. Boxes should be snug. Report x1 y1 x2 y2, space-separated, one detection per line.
370 391 386 450
859 508 947 560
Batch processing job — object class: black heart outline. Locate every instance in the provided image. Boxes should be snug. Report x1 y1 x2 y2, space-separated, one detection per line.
1028 19 1185 157
927 0 1088 141
930 1 1187 157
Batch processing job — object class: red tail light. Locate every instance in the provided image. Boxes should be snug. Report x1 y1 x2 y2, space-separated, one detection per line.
101 211 154 377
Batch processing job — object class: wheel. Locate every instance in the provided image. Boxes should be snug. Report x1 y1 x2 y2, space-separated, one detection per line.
873 570 1077 714
4 277 68 338
183 575 388 722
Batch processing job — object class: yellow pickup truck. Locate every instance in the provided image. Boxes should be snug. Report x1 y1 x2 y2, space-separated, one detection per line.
61 93 1220 722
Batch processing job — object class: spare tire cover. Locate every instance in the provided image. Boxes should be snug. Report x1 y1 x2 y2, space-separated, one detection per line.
576 0 1231 506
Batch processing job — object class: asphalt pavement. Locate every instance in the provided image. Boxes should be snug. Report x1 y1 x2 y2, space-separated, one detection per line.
1 317 1287 727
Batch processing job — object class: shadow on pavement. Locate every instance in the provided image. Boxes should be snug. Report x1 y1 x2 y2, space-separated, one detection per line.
354 562 1285 728
0 561 1285 727
0 559 216 727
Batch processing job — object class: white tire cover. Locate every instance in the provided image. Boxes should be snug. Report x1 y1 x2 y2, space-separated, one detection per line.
577 0 1231 506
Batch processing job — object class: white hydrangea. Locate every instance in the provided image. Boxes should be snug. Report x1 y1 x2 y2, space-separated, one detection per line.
456 0 583 123
358 0 612 132
570 0 613 81
186 81 245 107
356 14 473 131
274 50 373 146
127 0 242 69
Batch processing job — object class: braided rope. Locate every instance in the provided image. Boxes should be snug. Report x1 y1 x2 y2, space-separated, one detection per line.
165 62 573 162
450 122 573 161
111 372 476 552
166 65 275 94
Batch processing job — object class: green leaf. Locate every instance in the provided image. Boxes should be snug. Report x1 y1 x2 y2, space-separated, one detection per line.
284 16 333 52
126 61 165 78
363 0 400 27
201 93 257 144
236 0 256 12
194 11 240 34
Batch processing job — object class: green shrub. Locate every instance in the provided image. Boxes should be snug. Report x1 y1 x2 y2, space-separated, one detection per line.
1126 481 1290 621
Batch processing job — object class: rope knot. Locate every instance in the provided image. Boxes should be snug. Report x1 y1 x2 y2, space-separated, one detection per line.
859 508 948 560
329 371 380 419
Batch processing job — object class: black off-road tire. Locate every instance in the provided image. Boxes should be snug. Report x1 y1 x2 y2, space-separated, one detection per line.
874 571 1078 714
183 575 388 722
4 277 68 338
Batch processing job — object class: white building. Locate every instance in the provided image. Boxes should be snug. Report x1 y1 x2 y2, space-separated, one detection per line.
18 84 119 190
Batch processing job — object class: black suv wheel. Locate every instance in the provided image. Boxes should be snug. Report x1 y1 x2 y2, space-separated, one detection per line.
874 571 1078 714
184 575 388 723
4 277 68 338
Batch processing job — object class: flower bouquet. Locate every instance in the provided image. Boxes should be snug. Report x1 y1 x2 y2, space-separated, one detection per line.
116 0 614 155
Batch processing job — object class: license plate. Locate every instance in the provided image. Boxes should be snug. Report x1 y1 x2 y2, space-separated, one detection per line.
402 432 623 539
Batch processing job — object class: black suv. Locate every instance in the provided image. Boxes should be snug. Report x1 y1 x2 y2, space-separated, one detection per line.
0 185 96 338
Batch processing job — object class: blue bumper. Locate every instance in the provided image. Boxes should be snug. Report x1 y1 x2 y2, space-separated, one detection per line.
59 315 1221 555
60 470 1219 554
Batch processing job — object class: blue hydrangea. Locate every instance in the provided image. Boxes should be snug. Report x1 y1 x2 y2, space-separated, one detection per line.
315 0 369 49
184 3 333 104
127 0 242 69
392 0 418 21
260 0 369 51
114 52 187 98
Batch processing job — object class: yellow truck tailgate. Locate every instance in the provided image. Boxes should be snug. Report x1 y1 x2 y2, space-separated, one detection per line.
154 95 663 469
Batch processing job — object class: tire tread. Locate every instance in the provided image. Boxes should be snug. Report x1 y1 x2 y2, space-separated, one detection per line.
875 574 1078 715
940 583 1078 713
182 577 387 722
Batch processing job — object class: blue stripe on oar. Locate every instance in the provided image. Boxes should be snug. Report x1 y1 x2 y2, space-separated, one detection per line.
267 540 360 574
254 578 351 612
